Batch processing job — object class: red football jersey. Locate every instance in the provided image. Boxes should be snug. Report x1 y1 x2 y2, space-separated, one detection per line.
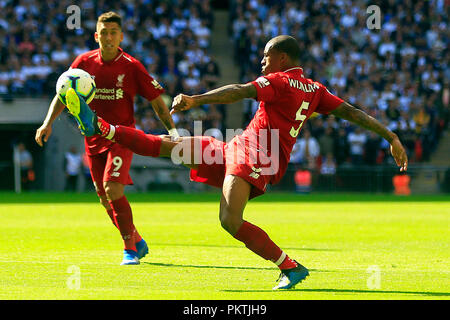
70 47 164 155
240 67 344 185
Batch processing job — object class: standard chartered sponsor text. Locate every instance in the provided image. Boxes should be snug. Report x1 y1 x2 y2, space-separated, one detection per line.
95 88 123 100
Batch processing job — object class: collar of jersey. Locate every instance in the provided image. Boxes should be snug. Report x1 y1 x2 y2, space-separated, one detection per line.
98 47 124 64
283 67 303 73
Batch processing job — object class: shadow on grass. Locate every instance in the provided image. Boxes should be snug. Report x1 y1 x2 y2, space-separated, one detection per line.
221 288 450 297
143 261 333 273
150 242 340 252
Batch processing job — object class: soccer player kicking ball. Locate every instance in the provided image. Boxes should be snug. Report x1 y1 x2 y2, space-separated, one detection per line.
35 12 179 265
64 35 408 289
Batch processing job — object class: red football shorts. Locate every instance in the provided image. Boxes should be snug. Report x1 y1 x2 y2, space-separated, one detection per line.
189 136 273 200
86 143 134 196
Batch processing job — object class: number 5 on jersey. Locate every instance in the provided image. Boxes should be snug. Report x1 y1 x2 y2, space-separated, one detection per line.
290 101 310 138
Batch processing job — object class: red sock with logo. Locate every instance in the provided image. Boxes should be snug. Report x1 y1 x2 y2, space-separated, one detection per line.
113 125 162 157
109 196 137 252
233 221 297 270
106 208 142 243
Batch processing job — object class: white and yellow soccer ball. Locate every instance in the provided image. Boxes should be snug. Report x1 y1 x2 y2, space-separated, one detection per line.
56 68 96 104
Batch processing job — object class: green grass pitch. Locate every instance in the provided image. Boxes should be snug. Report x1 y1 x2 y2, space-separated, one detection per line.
0 192 448 300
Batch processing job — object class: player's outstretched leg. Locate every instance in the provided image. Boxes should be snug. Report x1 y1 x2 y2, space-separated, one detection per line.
65 92 183 161
65 91 165 157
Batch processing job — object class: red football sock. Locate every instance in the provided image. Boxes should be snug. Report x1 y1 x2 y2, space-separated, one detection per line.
109 195 137 252
134 231 143 243
105 208 142 243
114 125 162 157
106 208 119 229
233 221 292 267
234 221 297 270
278 255 298 270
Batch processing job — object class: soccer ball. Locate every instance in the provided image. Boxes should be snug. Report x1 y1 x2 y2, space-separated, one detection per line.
56 68 96 104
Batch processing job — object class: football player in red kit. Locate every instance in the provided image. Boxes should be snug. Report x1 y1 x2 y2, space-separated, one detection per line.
65 35 408 288
35 12 178 265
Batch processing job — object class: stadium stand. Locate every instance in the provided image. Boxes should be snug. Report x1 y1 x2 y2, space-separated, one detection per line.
0 0 223 136
0 0 448 192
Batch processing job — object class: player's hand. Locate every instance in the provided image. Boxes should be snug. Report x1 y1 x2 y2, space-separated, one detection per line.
390 136 408 172
170 94 197 114
35 124 52 147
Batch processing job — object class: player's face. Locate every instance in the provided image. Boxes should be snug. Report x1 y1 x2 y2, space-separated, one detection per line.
95 22 123 56
261 43 282 76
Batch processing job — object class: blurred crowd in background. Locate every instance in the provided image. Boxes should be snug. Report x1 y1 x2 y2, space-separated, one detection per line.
1 0 449 175
0 0 224 137
231 0 449 171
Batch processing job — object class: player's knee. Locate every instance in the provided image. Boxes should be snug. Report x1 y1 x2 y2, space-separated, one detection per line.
219 210 242 235
94 186 109 209
220 217 233 234
103 183 112 199
103 182 124 201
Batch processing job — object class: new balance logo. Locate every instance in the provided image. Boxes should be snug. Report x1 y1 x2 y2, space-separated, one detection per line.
111 172 121 177
255 77 270 88
249 166 262 179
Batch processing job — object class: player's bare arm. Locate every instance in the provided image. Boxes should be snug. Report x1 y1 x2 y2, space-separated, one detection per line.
331 101 408 171
171 83 257 114
35 95 66 147
150 95 177 131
